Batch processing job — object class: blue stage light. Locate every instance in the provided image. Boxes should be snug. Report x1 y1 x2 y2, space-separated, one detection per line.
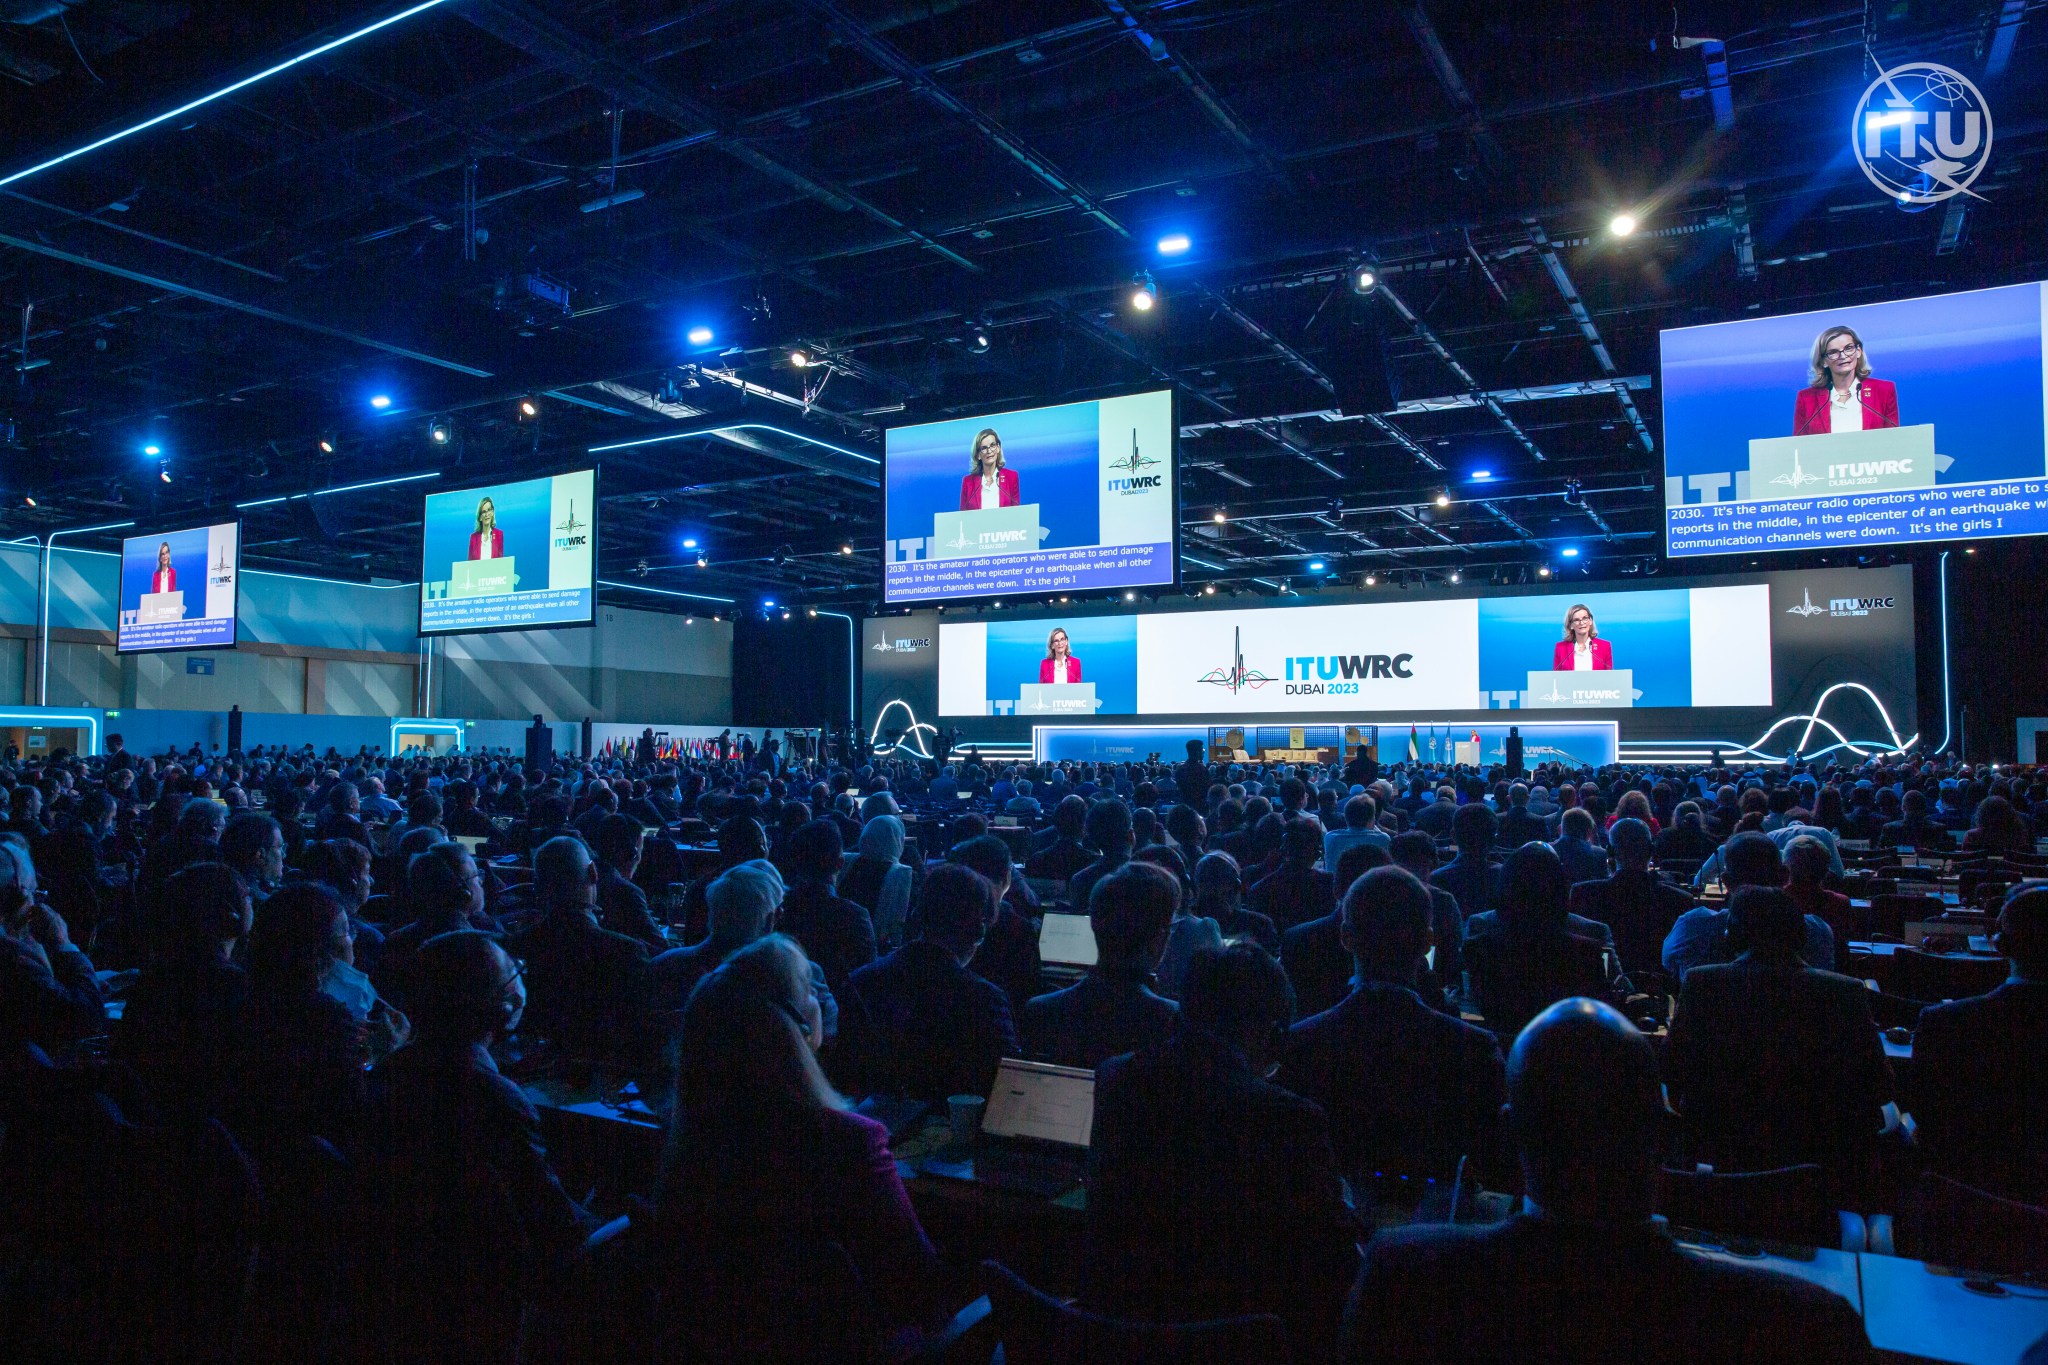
1156 233 1190 255
686 325 714 346
369 394 392 410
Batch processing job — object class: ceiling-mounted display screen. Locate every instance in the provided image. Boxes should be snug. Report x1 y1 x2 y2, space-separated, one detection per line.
882 389 1176 604
419 469 596 635
1662 281 2048 557
116 522 240 653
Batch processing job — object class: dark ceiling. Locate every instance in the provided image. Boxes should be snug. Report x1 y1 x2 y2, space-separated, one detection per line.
0 0 2040 613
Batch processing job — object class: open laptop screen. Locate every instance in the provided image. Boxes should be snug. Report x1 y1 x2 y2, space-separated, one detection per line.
983 1058 1095 1148
1038 912 1098 968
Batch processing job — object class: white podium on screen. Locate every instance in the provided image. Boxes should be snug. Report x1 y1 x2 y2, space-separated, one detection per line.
1017 682 1099 715
447 557 518 598
138 591 185 624
1523 669 1636 709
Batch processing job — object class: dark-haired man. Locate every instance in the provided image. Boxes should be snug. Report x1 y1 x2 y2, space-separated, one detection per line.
1024 862 1179 1069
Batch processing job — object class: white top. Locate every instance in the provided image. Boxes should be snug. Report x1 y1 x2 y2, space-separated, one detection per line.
1573 640 1594 671
1051 656 1073 684
979 473 1000 509
477 533 494 560
1829 383 1863 434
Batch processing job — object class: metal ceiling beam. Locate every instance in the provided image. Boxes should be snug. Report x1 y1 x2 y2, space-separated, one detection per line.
459 0 982 272
1402 2 1503 173
1523 218 1654 452
1376 281 1546 462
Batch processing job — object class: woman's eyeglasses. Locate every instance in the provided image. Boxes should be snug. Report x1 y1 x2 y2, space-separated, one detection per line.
1823 342 1861 361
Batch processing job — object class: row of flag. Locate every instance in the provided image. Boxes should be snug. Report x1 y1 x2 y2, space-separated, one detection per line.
594 736 727 762
1405 724 1480 763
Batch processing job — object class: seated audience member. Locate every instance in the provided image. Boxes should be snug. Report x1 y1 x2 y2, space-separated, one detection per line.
1783 834 1857 971
232 882 389 1156
1653 800 1721 863
1189 850 1279 954
1088 944 1356 1351
365 930 593 1365
1548 807 1610 884
1567 818 1692 977
1497 783 1550 847
1433 803 1502 923
441 780 495 839
1065 799 1136 915
314 782 369 848
0 837 105 1051
302 837 385 954
1663 833 1834 981
1836 787 1886 844
1909 884 2048 1205
1024 795 1096 885
1247 816 1336 932
374 842 490 1010
113 862 251 1118
1963 795 2035 855
1667 886 1892 1177
839 815 914 950
1463 844 1612 1038
1024 862 1179 1068
847 863 1018 1100
505 835 650 1061
593 813 666 951
675 815 770 945
778 819 877 997
1391 830 1464 987
1413 785 1459 840
1346 998 1871 1362
947 834 1040 1016
1324 793 1392 871
1281 841 1392 1021
220 810 287 904
1281 866 1505 1186
645 860 827 1034
654 936 943 1358
1881 788 1952 850
1694 809 1845 887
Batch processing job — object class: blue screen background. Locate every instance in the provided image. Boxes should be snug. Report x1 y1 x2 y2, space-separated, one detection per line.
886 400 1102 549
1477 589 1694 707
983 616 1138 713
1661 282 2046 490
422 476 554 589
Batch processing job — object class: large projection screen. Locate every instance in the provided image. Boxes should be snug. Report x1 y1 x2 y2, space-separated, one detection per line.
419 469 596 636
1663 281 2048 557
883 389 1177 604
116 522 241 654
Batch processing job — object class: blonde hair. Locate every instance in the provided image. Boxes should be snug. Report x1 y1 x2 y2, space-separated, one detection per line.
474 496 496 533
1562 603 1598 642
968 428 1005 475
1045 627 1071 660
672 934 843 1119
1809 326 1872 388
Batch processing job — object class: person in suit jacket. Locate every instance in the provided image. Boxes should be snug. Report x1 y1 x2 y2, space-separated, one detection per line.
1088 943 1357 1355
958 427 1020 509
1567 817 1693 977
1247 816 1335 932
948 835 1041 1016
646 859 789 1019
1345 997 1871 1363
1037 627 1082 684
505 836 650 1064
365 930 593 1365
1281 866 1504 1187
1432 802 1501 926
1667 886 1892 1177
592 814 666 951
1549 807 1611 883
467 495 505 560
150 540 178 593
1497 783 1551 847
1024 795 1095 886
1880 788 1953 850
1910 885 2048 1206
846 863 1018 1100
1280 841 1391 1022
1553 603 1614 671
1391 830 1465 990
1464 843 1613 1039
1024 862 1178 1068
776 819 876 999
1793 325 1900 435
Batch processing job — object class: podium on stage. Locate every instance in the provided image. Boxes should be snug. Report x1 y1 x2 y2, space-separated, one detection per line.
931 505 1044 559
1745 424 1938 498
1017 682 1098 715
448 557 518 597
138 591 185 624
1523 669 1636 709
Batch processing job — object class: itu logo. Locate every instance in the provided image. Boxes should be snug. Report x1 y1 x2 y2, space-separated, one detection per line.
1195 627 1274 693
1853 61 1992 205
1786 587 1828 618
552 499 588 550
1770 452 1824 490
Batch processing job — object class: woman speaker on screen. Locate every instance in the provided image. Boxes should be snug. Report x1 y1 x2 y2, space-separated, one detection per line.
468 495 504 561
958 428 1021 510
1553 604 1613 672
1794 325 1900 436
1039 627 1082 684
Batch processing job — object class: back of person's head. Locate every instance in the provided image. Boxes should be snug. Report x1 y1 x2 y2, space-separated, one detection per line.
1726 885 1807 957
406 791 444 828
1333 839 1391 893
948 834 1013 893
396 825 441 863
1281 816 1324 866
671 934 838 1128
1180 944 1294 1064
1721 831 1786 891
219 810 280 869
247 881 348 995
593 812 644 870
1499 842 1571 934
717 814 769 863
1053 794 1087 838
1614 790 1653 823
1508 782 1530 809
788 819 845 884
1088 861 1178 971
1673 799 1703 829
857 813 905 864
1192 850 1242 905
178 797 229 842
1452 801 1497 851
407 844 471 921
707 859 786 944
1389 829 1438 875
1341 865 1433 978
409 930 522 1044
1343 793 1377 830
1608 817 1652 868
162 861 251 958
1784 834 1830 887
1085 798 1134 855
534 834 595 908
1559 807 1595 841
1247 812 1286 862
919 862 995 959
1507 998 1660 1222
1998 883 2048 979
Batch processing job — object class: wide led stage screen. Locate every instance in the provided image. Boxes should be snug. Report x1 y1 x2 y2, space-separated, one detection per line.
419 469 596 636
882 390 1176 604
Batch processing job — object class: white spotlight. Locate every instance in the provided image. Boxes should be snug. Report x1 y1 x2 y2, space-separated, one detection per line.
1610 212 1638 237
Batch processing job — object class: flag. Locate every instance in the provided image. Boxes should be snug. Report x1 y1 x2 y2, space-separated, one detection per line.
1406 725 1419 762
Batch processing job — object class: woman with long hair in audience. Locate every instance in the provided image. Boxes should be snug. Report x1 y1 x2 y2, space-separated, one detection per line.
1963 794 2034 855
654 934 943 1358
1606 788 1660 836
1652 800 1721 864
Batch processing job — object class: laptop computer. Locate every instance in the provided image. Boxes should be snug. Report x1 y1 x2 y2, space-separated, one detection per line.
935 1058 1095 1198
452 834 489 855
1038 912 1097 984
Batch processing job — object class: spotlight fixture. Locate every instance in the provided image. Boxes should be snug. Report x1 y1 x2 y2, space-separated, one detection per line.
1434 492 1451 508
1124 590 1137 601
807 608 817 618
1449 571 1461 584
840 543 853 555
1471 469 1492 481
682 537 698 549
967 329 990 354
427 417 452 445
158 461 171 483
1128 272 1157 311
1609 212 1639 237
695 555 707 568
369 394 392 410
1212 510 1226 524
1204 584 1216 595
1348 262 1379 295
1307 560 1326 572
1156 233 1191 256
1364 573 1377 586
142 443 161 457
518 397 539 418
1538 565 1551 577
781 610 791 620
317 433 336 454
1560 546 1581 558
790 349 811 368
686 325 714 346
21 494 34 507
